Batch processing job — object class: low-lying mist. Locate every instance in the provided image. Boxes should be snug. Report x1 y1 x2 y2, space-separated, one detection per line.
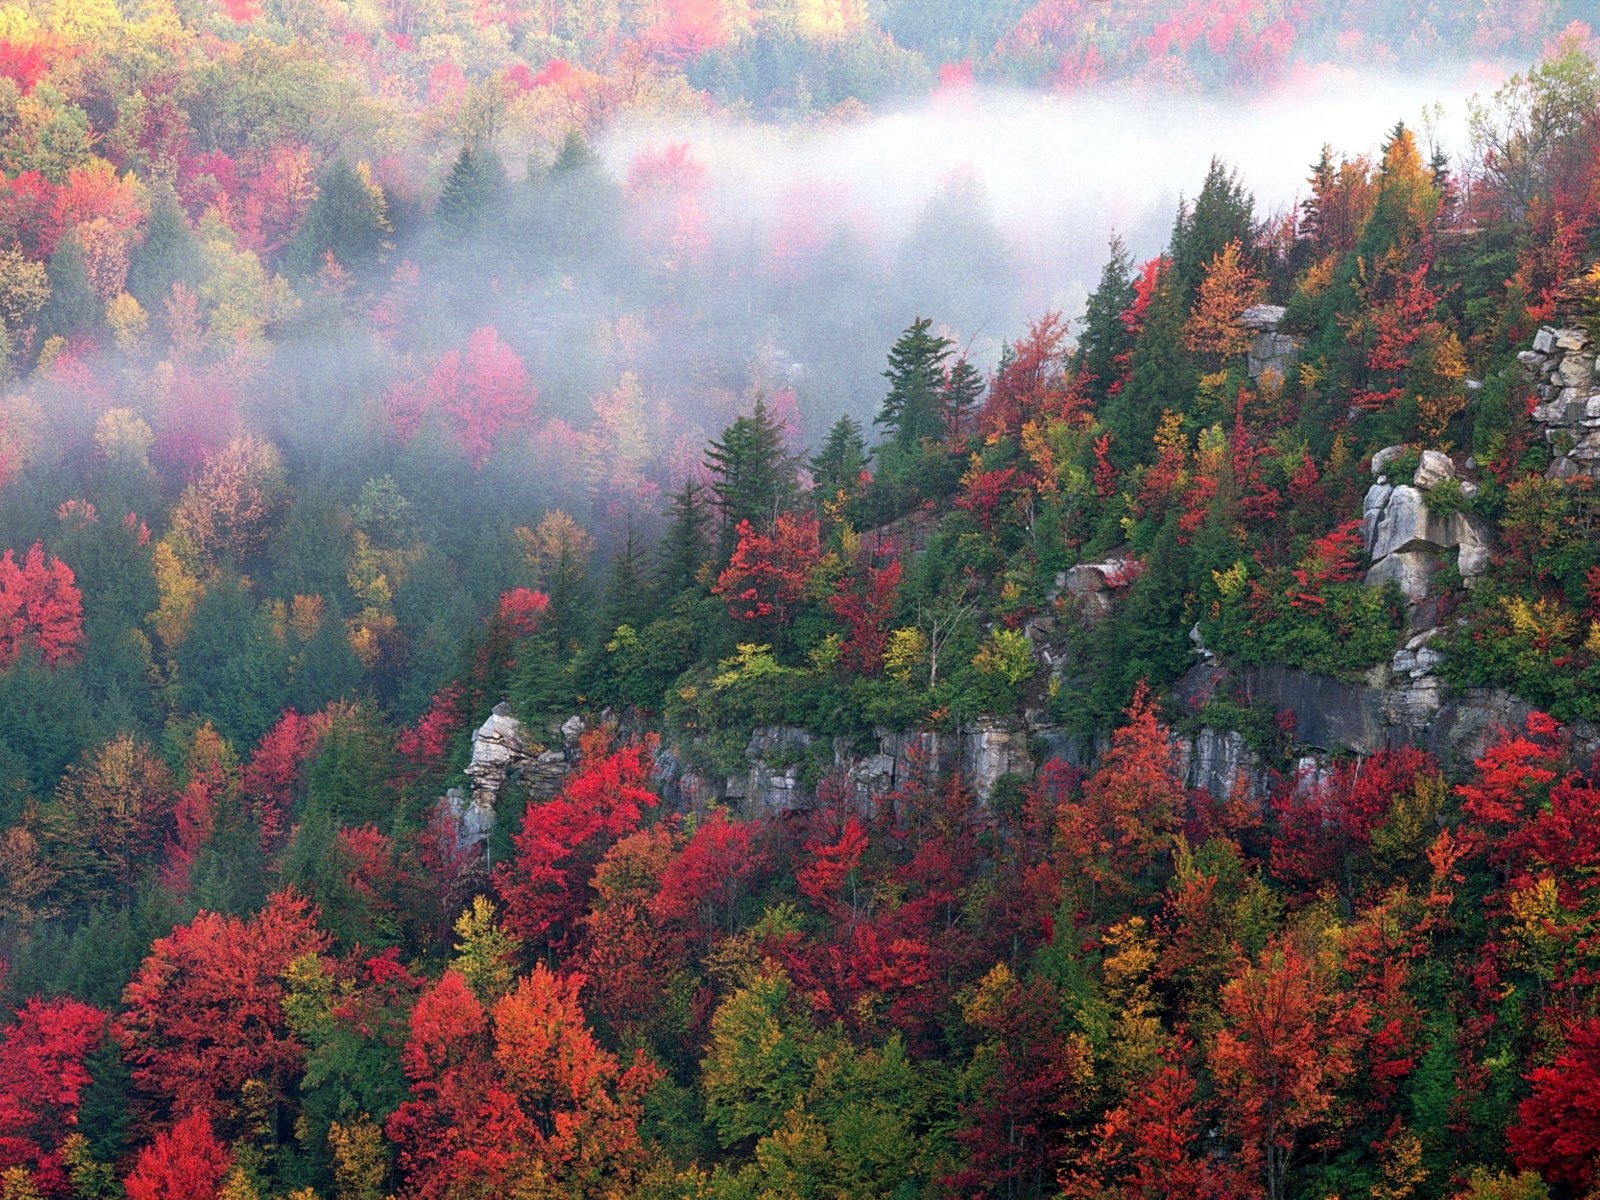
598 60 1506 357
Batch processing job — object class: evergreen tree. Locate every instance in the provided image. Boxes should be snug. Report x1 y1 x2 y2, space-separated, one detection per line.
1354 122 1438 261
659 478 711 596
286 615 364 714
187 790 268 917
1100 265 1195 474
127 183 200 312
1299 145 1337 249
533 129 624 275
942 354 985 442
598 518 656 634
810 415 867 501
437 144 506 236
289 160 391 276
37 232 97 342
173 575 289 749
1072 235 1137 407
304 705 395 831
876 317 953 450
550 128 598 176
706 396 794 556
1170 157 1256 299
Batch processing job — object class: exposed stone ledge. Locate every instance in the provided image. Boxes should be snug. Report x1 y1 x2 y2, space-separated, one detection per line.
1519 324 1600 478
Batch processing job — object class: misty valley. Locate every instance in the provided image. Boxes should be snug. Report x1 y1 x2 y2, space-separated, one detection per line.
3 2 1600 1199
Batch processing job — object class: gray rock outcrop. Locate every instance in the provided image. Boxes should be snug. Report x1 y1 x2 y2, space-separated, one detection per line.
1239 304 1298 382
659 719 1042 817
1175 728 1265 801
1520 324 1600 477
446 703 576 849
1057 558 1140 624
1361 448 1493 605
464 703 530 809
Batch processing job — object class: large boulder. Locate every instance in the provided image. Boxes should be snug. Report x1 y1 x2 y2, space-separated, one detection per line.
1365 484 1432 560
1365 549 1438 604
1361 449 1495 604
1058 558 1140 624
466 703 527 776
1412 449 1455 490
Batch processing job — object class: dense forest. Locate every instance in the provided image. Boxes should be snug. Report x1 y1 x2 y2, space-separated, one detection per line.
5 1 1600 1198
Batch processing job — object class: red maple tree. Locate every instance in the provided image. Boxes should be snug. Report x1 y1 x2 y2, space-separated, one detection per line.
713 512 822 625
1208 940 1367 1200
387 965 658 1198
385 327 538 466
828 555 902 676
1508 1016 1600 1190
242 709 325 852
494 733 660 949
980 310 1077 439
0 542 84 667
122 1110 232 1200
0 997 107 1191
116 890 331 1119
1062 1043 1249 1198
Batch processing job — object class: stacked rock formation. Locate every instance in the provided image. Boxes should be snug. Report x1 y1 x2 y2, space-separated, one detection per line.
1520 323 1600 477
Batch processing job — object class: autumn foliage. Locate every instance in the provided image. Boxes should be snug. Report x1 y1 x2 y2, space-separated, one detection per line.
122 1110 233 1200
0 10 1599 1199
115 891 331 1119
0 998 106 1190
713 512 823 625
0 542 83 667
387 965 658 1198
495 734 660 949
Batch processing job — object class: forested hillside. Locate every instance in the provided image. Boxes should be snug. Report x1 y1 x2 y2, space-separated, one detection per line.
5 1 1600 1198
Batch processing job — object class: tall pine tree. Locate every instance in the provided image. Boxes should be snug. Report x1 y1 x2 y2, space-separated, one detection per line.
810 415 867 502
659 478 711 595
1072 235 1137 409
1170 158 1255 300
127 183 201 312
289 160 391 276
875 317 953 450
706 396 794 557
437 144 506 236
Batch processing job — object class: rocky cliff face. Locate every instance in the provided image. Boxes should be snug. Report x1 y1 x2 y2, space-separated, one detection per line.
656 719 1041 815
1522 323 1600 476
444 704 579 849
1241 304 1298 383
1362 446 1493 611
453 321 1599 833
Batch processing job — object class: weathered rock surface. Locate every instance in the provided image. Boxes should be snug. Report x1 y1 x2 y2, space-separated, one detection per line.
444 786 493 852
1198 661 1576 773
1361 448 1494 606
445 704 576 848
464 704 530 805
1520 324 1600 477
1056 558 1140 624
1175 728 1265 801
657 718 1045 816
1238 304 1298 382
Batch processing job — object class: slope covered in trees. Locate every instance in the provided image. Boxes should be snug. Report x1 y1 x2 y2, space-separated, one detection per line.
5 2 1600 1197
